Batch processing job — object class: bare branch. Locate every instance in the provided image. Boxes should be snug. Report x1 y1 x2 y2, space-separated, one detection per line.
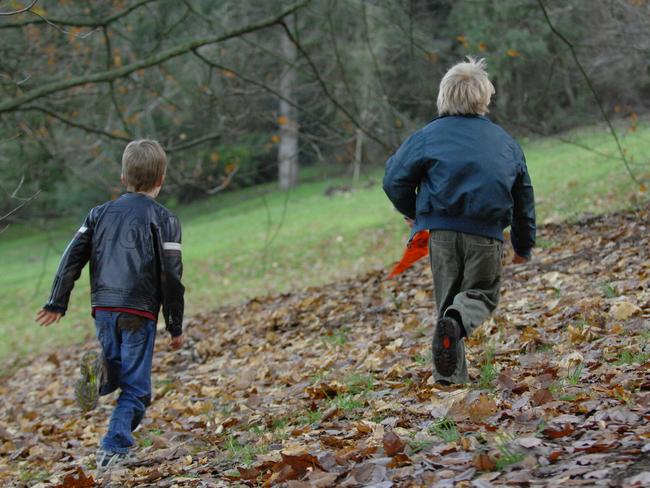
206 166 239 195
279 19 393 152
0 179 41 234
166 131 222 154
537 0 642 185
191 50 324 128
0 0 156 27
102 26 133 137
0 0 37 17
15 106 131 142
0 0 312 114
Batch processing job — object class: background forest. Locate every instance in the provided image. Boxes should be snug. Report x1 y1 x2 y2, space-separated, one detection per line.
1 0 648 216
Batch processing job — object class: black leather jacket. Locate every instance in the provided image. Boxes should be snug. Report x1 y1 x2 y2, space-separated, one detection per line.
44 193 185 337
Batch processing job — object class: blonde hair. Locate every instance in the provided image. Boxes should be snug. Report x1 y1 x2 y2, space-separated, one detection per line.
121 139 167 192
437 57 495 116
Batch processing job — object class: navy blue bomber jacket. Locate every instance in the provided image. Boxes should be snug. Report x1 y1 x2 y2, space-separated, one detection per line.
383 114 536 258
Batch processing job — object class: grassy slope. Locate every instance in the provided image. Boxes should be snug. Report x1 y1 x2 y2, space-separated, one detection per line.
0 122 648 363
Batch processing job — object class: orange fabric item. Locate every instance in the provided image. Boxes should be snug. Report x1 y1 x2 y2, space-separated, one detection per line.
387 230 430 278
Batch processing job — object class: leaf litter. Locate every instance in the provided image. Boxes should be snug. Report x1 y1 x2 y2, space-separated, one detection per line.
1 206 649 487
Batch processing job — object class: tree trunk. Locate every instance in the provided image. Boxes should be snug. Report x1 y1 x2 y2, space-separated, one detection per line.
353 127 363 184
278 18 299 190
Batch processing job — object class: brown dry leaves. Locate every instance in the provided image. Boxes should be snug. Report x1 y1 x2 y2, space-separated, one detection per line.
1 206 650 487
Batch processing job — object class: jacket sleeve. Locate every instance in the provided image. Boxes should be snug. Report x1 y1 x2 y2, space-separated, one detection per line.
44 210 95 314
510 146 536 258
158 214 185 337
382 132 427 220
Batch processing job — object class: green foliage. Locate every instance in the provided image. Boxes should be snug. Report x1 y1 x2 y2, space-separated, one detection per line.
223 435 269 466
323 328 349 346
445 0 589 130
566 363 584 385
345 373 375 394
18 466 50 483
298 408 323 426
408 438 436 453
332 393 364 412
428 417 460 443
600 283 618 298
495 444 525 470
615 350 650 366
412 350 432 366
477 348 498 390
494 434 525 470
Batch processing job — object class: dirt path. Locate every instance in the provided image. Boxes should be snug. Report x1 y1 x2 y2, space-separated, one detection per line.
1 206 649 487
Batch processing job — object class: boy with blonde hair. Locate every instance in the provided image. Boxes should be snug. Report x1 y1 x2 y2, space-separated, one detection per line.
383 58 536 385
36 139 185 470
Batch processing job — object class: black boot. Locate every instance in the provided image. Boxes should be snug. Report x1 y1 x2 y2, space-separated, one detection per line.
432 316 461 378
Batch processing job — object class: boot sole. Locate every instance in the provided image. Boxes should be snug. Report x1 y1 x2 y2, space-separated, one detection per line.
433 318 458 378
75 351 101 412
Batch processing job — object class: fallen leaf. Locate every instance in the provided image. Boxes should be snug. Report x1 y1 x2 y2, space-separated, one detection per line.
610 301 640 320
383 430 405 456
53 467 95 488
531 388 554 406
469 394 497 421
473 452 496 471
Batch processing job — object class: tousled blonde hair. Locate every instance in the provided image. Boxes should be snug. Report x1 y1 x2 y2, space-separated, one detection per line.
121 139 167 192
437 57 495 116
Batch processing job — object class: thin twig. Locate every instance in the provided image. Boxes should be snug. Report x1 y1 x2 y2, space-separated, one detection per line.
0 0 312 113
0 0 157 27
16 106 131 142
537 0 641 185
103 26 133 137
22 9 97 38
279 20 392 152
0 0 37 16
0 189 41 222
206 166 239 195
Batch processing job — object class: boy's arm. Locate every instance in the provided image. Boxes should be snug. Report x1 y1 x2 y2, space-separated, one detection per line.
159 215 185 338
43 211 95 316
511 149 536 259
382 132 427 220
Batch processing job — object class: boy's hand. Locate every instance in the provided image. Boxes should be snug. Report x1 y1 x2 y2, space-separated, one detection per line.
170 335 184 350
512 254 529 264
36 309 63 326
404 216 415 229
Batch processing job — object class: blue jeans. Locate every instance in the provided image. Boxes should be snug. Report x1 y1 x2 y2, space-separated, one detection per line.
95 310 156 453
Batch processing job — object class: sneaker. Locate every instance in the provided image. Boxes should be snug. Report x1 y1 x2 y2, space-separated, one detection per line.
74 351 106 412
433 317 461 378
95 449 137 472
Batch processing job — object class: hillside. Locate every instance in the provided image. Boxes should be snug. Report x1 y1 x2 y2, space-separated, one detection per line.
1 205 649 487
1 122 649 364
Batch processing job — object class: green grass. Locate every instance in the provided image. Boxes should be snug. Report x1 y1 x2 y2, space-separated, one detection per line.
477 348 499 390
223 435 269 466
615 350 650 366
566 363 584 385
428 417 460 443
322 327 349 346
412 350 432 366
297 408 323 426
0 121 649 365
494 434 526 470
331 393 365 412
344 373 375 394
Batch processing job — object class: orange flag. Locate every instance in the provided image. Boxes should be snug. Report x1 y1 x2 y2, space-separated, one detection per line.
387 230 430 278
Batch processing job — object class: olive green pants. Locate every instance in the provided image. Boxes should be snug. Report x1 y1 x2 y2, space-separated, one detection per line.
429 230 503 384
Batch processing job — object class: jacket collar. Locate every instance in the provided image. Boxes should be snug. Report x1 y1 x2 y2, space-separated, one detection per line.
429 114 490 123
